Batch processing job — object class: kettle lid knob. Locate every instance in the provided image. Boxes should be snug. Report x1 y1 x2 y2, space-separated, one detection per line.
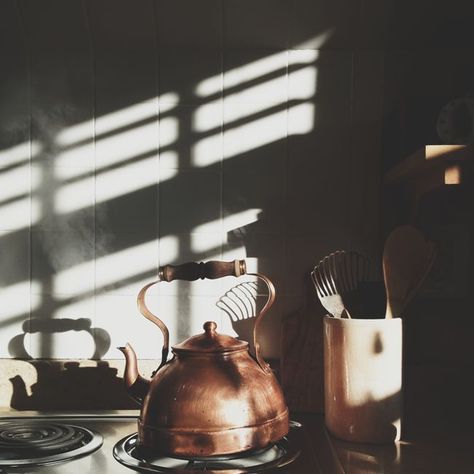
203 321 217 337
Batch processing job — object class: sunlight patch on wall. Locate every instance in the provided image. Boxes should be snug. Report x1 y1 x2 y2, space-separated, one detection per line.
95 240 158 291
159 166 178 181
192 99 221 133
53 174 94 214
52 260 95 298
196 51 288 97
226 74 287 106
95 156 158 205
224 109 288 160
0 164 32 203
55 95 177 147
192 209 261 254
0 141 42 168
0 197 39 234
289 65 317 100
288 103 315 135
55 153 178 215
160 116 179 148
191 233 222 254
158 235 179 264
54 144 94 177
95 121 158 168
191 133 222 167
159 150 179 169
0 281 41 321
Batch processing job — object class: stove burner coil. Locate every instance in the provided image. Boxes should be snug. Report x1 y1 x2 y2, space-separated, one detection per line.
113 420 302 473
0 421 103 467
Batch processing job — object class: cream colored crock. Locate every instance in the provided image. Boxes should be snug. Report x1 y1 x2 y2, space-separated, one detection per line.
323 316 402 443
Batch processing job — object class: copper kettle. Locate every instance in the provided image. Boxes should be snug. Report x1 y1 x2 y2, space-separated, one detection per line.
119 260 289 457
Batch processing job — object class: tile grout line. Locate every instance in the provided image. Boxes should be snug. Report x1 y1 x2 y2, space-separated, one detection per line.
81 0 98 355
15 0 33 357
220 0 225 267
153 0 161 272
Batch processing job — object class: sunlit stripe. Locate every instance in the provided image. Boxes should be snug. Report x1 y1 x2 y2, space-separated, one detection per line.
289 65 317 100
0 197 40 233
192 133 222 167
53 155 177 216
159 150 179 168
192 99 221 132
0 141 42 168
191 233 222 253
0 164 30 202
52 259 95 296
54 143 94 174
224 109 287 161
55 121 159 180
160 167 178 181
54 176 94 214
95 156 158 204
95 240 159 290
158 235 179 264
0 281 41 319
55 94 178 147
52 240 162 299
160 116 179 148
194 105 307 167
288 103 315 135
226 74 287 105
196 51 288 97
95 122 158 168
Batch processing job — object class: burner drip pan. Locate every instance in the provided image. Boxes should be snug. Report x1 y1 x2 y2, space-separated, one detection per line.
0 421 103 467
113 420 302 473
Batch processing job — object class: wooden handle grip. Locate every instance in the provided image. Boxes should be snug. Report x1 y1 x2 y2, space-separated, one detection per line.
159 260 246 282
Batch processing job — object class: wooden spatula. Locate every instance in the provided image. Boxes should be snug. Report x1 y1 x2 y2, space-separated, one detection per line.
383 225 437 319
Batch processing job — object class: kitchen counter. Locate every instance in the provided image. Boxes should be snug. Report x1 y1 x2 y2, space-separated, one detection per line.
296 413 474 473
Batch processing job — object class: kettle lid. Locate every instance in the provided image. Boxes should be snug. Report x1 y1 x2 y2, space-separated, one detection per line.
172 321 248 353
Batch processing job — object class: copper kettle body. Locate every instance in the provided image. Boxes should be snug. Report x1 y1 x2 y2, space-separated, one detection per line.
119 260 289 457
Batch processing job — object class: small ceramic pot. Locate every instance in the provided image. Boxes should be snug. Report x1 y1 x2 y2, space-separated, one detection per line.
324 316 402 443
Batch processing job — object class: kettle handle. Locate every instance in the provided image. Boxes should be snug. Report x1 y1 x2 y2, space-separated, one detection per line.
159 260 247 282
137 260 275 373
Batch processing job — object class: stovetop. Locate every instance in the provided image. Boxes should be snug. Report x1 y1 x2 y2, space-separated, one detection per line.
0 412 339 473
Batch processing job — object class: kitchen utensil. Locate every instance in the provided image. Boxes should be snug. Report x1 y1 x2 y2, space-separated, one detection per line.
311 251 349 318
324 316 402 443
383 226 437 319
311 250 370 318
118 260 289 457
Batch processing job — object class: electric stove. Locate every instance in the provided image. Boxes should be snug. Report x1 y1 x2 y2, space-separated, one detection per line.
0 411 341 473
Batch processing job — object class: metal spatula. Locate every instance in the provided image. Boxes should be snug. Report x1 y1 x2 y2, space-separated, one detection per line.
311 250 370 318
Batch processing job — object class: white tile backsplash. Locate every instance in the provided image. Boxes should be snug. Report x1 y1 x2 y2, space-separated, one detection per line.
0 1 383 362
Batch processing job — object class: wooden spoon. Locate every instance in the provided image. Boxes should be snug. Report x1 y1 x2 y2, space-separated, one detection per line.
383 225 437 319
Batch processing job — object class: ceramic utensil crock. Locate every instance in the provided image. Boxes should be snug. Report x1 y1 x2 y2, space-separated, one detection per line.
324 316 402 443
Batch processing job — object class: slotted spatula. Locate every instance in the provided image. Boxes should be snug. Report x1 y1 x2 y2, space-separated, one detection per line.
383 225 437 319
311 250 370 318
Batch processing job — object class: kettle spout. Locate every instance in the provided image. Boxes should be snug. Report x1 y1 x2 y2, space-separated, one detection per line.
118 343 151 404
